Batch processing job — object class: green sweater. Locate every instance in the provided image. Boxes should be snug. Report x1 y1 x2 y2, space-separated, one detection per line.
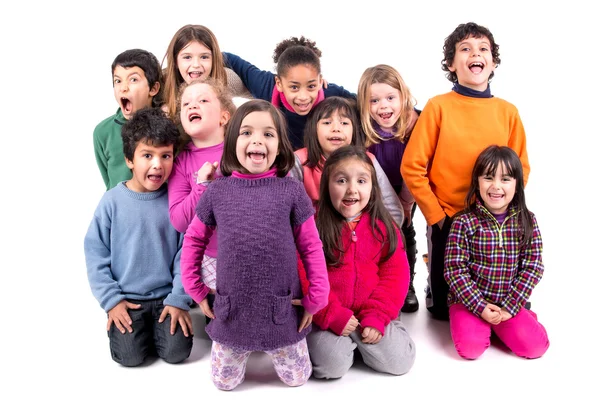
93 108 132 190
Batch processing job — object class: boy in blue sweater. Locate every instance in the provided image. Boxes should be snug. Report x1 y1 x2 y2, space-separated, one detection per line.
84 107 193 367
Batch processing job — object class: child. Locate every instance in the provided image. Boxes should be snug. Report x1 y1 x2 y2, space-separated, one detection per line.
444 145 548 359
357 64 420 313
303 146 416 379
401 22 530 320
180 99 329 390
223 36 355 149
161 24 251 120
289 96 405 233
84 107 193 367
168 78 235 293
93 49 162 190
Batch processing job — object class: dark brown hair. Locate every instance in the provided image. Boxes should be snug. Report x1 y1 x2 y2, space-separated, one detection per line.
220 99 295 177
303 97 364 170
273 36 322 77
317 146 398 265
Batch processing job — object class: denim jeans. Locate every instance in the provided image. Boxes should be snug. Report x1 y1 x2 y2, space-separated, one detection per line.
107 297 193 367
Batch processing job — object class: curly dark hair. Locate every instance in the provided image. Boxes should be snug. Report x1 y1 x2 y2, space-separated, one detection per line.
121 107 180 161
272 36 322 77
441 22 501 83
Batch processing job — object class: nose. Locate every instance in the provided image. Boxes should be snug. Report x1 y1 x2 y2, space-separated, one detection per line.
192 56 200 68
346 182 357 194
151 156 162 169
331 120 341 132
252 134 262 145
120 82 128 92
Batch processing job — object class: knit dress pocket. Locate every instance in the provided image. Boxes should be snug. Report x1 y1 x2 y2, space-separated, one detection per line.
272 292 293 325
213 294 231 321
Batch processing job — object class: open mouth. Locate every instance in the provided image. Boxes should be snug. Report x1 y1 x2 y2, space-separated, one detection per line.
342 198 358 206
188 112 202 122
488 193 504 200
188 71 203 80
328 136 345 143
295 102 311 112
147 174 163 183
121 97 132 113
379 112 393 120
248 151 266 163
468 62 484 74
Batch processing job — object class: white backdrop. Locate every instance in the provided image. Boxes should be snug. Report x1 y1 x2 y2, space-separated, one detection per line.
1 0 596 398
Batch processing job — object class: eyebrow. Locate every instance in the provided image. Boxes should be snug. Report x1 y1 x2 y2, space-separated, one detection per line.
240 124 277 130
180 51 211 56
288 79 319 84
458 39 490 47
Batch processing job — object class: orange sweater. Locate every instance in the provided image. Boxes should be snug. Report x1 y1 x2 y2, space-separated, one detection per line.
401 91 530 226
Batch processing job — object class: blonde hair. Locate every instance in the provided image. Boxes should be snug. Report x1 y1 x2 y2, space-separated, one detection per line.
357 64 415 147
162 25 228 121
176 77 236 145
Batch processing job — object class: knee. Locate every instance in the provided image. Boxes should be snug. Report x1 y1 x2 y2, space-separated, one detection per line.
514 340 550 359
160 337 193 364
111 351 146 367
454 340 488 360
311 352 353 379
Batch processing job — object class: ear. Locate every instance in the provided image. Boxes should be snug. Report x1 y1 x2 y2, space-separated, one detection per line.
149 81 160 97
447 62 456 73
275 76 283 92
220 110 231 127
125 156 134 170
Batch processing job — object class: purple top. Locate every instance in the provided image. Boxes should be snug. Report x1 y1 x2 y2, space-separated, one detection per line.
367 125 407 191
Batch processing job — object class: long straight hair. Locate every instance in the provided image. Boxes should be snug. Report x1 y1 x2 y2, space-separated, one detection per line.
317 146 398 265
464 145 533 247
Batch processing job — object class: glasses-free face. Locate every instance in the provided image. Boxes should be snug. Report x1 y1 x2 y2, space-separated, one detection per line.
369 83 402 133
478 162 516 214
275 65 322 116
113 66 158 120
125 142 174 193
328 158 373 219
448 35 495 91
317 110 353 158
180 83 229 146
177 41 213 84
236 111 279 174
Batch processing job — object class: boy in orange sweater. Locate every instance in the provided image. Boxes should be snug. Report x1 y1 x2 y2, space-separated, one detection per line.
401 22 530 320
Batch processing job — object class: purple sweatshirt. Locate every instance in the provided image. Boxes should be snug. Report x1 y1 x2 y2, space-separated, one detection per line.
181 168 329 351
168 141 223 257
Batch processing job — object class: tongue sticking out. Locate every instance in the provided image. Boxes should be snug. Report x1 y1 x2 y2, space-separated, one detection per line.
470 66 483 74
148 175 162 183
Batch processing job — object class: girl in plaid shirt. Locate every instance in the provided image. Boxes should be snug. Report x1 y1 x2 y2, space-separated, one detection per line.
444 145 549 360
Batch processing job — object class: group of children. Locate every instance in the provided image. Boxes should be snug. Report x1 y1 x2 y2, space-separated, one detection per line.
84 21 549 390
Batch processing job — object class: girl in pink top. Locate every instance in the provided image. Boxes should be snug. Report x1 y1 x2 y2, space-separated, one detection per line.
168 78 236 290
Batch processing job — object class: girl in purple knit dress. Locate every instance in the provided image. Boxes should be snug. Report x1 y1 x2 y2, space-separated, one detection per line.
180 99 329 390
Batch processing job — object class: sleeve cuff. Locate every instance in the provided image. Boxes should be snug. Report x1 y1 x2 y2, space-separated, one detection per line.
328 309 355 336
359 316 386 337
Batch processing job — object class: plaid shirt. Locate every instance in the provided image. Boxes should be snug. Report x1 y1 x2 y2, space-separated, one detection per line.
444 202 544 316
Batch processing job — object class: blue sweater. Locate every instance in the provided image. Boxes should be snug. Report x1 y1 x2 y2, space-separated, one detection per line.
84 182 192 312
223 52 356 149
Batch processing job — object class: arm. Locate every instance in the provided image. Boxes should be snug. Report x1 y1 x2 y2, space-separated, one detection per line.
168 158 208 233
293 216 329 315
93 127 110 190
400 99 446 226
443 217 488 316
163 233 193 311
508 110 530 186
501 214 544 315
222 52 275 100
84 211 125 312
399 182 415 225
372 156 404 229
323 82 356 99
180 215 214 303
356 227 408 335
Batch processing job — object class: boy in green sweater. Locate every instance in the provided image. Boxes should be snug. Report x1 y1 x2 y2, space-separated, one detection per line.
93 49 162 190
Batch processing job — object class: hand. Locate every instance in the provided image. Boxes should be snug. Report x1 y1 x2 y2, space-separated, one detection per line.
500 308 513 322
341 315 359 336
361 326 383 344
321 77 329 89
436 217 446 230
403 206 413 227
292 299 313 332
199 298 215 320
196 161 218 183
107 300 141 333
159 306 194 337
481 303 502 325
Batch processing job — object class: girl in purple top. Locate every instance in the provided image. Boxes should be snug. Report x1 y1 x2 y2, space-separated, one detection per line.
168 78 235 290
444 145 549 360
181 99 329 390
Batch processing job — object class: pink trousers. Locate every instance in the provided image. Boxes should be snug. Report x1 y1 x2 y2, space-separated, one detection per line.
449 303 549 360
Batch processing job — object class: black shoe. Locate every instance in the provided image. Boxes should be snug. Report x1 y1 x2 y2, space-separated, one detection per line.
524 301 531 310
401 282 419 313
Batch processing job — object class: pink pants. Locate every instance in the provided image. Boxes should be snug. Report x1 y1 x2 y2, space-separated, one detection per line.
449 303 549 360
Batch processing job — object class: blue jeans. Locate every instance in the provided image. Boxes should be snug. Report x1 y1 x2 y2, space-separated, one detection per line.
107 297 193 367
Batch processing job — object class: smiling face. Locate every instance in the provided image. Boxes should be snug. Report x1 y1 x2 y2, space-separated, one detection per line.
177 41 213 84
275 64 322 115
125 141 174 193
328 157 373 219
369 82 402 133
113 66 158 119
180 82 228 146
235 111 279 174
317 110 353 157
448 35 495 91
478 162 516 214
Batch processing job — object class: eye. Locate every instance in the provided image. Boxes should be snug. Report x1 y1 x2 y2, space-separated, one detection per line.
336 178 347 184
143 154 152 159
461 47 470 52
182 55 191 60
264 131 275 138
113 78 121 84
482 175 492 181
387 96 395 101
320 120 331 125
200 99 208 103
481 47 489 52
358 178 367 184
341 120 351 126
290 85 298 90
502 177 513 182
200 55 211 60
370 99 378 104
239 130 251 136
308 84 317 90
183 102 189 107
163 154 172 159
